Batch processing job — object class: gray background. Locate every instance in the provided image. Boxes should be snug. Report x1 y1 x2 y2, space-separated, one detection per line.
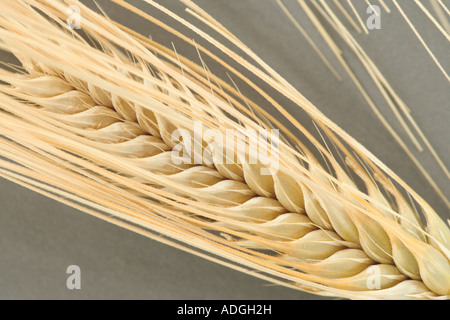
0 0 448 299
